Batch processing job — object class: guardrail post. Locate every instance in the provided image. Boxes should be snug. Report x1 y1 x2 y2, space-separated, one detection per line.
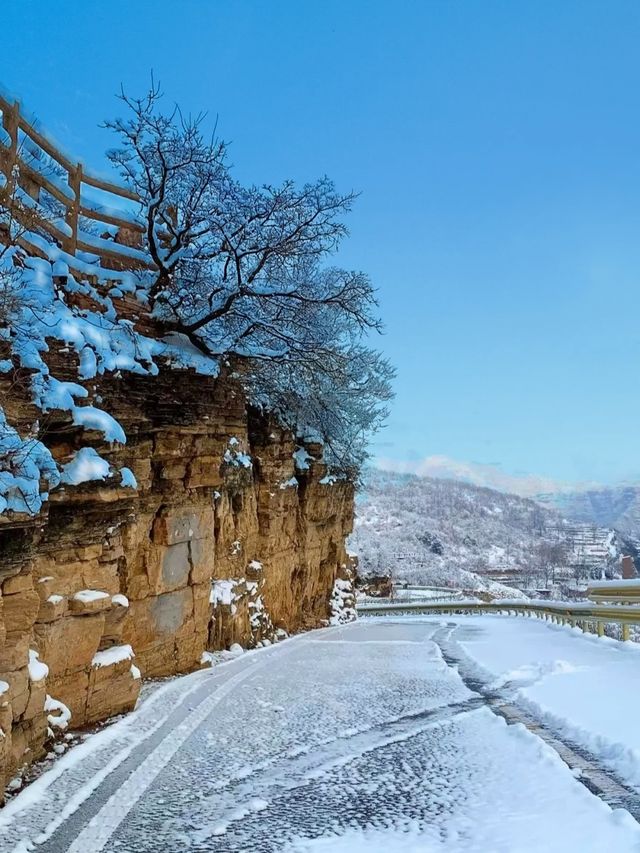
597 621 604 637
622 624 630 642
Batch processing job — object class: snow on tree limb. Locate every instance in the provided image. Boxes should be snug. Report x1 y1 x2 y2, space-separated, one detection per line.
105 82 394 470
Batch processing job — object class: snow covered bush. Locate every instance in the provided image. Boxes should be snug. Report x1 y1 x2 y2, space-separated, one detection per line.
329 576 357 624
210 575 276 646
0 410 60 514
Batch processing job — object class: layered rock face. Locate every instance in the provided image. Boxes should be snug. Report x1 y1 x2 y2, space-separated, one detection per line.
0 356 354 795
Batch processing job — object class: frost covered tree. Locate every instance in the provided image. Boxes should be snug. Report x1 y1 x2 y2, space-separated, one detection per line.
105 83 393 469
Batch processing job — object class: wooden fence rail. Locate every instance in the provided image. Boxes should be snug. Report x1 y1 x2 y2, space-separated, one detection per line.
0 94 152 276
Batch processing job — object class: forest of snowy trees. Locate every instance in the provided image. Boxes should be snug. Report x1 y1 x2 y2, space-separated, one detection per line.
351 469 627 594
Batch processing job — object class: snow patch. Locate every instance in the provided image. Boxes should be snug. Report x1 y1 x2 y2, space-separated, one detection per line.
210 579 239 606
28 650 49 682
73 589 110 603
279 477 298 490
118 467 137 489
293 447 313 471
60 447 111 485
44 694 71 730
0 410 60 514
92 644 134 668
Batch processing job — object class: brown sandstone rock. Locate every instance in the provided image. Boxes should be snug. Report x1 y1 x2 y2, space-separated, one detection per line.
2 590 40 635
34 614 105 678
0 365 355 792
68 591 112 615
85 654 140 724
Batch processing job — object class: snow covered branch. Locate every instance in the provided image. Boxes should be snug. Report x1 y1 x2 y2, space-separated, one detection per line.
105 83 394 470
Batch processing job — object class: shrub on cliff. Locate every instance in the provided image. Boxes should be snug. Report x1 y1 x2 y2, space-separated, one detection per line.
104 82 394 471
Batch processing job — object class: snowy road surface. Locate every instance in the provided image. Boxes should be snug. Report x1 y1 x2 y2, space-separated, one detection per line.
2 617 640 852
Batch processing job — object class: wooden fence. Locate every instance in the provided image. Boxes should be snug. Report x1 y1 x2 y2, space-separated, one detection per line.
0 94 152 275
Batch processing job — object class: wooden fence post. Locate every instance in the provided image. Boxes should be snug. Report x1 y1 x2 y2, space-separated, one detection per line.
65 162 82 255
2 100 19 191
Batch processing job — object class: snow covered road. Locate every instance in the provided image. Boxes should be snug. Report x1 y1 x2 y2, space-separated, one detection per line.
2 618 640 852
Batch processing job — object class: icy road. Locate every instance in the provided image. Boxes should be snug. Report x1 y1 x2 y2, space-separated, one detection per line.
2 617 640 852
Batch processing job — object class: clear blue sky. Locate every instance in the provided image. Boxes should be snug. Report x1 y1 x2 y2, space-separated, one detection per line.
3 0 640 485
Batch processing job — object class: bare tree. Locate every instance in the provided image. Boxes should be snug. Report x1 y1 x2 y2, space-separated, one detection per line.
105 83 394 468
536 540 568 587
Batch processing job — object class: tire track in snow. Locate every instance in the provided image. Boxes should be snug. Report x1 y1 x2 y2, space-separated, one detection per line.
1 666 220 853
176 696 490 843
22 633 315 853
63 664 261 852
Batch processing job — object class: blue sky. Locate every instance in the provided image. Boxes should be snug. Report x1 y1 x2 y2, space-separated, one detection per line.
3 0 640 485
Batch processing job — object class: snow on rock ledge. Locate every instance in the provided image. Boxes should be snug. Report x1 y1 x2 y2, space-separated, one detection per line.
60 447 111 486
92 644 134 669
45 695 71 731
28 650 49 683
0 410 60 516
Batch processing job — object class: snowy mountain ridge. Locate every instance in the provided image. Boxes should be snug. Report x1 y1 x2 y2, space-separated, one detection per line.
351 469 628 594
538 485 640 536
376 458 640 542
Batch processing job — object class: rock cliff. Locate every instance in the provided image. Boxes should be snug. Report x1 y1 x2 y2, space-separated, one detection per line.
0 96 361 800
0 343 354 797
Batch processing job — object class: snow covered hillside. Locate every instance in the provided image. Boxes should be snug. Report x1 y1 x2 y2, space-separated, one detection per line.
350 469 628 594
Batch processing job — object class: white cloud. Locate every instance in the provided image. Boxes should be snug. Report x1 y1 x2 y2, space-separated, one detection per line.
374 454 596 498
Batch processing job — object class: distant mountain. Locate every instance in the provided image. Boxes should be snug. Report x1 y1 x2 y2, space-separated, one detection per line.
540 486 640 537
376 457 640 545
350 469 628 596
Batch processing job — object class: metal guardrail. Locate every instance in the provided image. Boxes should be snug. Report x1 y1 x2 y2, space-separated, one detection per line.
359 590 464 606
586 581 640 605
357 599 640 641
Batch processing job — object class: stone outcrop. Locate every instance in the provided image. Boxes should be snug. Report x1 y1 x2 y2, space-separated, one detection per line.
0 354 354 796
356 572 393 599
